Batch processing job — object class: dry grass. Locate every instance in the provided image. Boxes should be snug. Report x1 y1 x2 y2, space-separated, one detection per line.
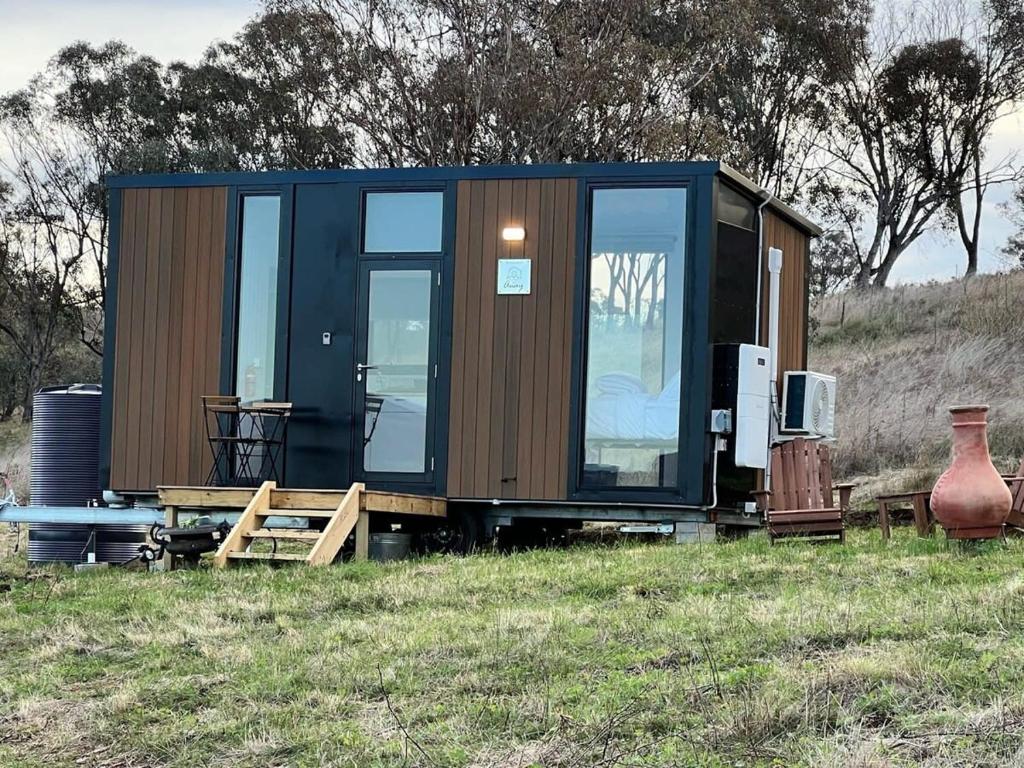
3 532 1024 767
810 272 1024 505
0 420 31 504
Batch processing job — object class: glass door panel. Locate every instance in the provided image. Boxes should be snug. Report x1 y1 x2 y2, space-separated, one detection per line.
581 186 688 489
356 265 438 478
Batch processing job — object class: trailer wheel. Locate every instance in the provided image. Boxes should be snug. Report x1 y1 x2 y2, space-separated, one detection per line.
414 511 481 555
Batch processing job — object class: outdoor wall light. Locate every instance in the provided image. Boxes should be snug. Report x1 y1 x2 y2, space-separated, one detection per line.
502 226 526 241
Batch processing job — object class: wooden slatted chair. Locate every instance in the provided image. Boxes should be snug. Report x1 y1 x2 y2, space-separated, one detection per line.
753 437 855 544
1004 459 1024 531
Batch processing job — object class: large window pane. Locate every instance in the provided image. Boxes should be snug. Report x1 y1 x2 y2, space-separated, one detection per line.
582 187 687 488
363 270 432 473
364 192 443 253
235 195 280 402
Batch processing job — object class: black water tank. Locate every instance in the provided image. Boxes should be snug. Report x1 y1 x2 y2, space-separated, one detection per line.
27 384 143 565
30 384 102 505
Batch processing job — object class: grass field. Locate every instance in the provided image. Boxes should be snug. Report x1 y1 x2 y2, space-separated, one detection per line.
2 531 1024 767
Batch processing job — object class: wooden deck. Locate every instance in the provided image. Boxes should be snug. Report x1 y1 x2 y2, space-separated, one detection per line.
158 485 447 516
157 484 447 567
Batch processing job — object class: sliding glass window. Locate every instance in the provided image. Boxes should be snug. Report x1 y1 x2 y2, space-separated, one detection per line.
235 194 281 402
582 187 687 488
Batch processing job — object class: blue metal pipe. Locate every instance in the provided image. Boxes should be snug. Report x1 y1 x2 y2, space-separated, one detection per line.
0 505 302 529
0 506 164 526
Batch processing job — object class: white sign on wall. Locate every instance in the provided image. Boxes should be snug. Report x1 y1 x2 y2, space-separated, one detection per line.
497 259 531 295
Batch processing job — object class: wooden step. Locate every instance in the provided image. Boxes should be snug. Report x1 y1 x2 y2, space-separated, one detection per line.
227 551 308 562
266 507 336 519
245 529 320 541
213 481 440 568
270 490 345 511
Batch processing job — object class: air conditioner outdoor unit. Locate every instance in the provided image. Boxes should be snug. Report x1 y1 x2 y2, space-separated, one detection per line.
781 371 836 438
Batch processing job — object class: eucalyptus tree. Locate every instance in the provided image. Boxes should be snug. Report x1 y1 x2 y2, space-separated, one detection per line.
688 0 870 201
273 0 761 166
812 1 1018 287
0 41 185 363
934 0 1024 276
172 6 357 170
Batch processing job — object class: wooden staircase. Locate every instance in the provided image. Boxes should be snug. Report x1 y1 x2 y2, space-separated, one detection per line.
212 481 364 567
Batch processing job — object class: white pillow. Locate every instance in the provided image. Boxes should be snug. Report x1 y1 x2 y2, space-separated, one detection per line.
595 372 647 395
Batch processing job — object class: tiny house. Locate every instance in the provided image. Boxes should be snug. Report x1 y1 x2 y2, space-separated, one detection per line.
100 162 819 531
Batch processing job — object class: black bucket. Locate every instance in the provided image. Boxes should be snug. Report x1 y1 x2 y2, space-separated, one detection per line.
368 532 412 562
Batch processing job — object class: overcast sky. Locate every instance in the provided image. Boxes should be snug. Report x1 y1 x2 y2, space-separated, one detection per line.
1 0 1021 284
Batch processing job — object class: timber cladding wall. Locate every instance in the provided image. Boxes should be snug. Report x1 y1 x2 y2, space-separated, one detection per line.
109 187 227 491
447 178 577 500
759 208 810 383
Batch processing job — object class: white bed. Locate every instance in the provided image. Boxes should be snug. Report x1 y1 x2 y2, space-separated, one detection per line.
585 371 680 442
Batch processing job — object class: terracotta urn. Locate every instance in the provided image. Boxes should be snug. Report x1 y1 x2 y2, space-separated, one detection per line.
931 405 1012 540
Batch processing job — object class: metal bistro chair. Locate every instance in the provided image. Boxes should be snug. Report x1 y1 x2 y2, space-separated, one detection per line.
364 395 385 447
202 395 242 486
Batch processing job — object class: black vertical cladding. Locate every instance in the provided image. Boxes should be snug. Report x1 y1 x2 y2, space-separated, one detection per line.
686 172 716 507
710 222 759 344
98 188 123 490
707 184 760 508
285 183 360 488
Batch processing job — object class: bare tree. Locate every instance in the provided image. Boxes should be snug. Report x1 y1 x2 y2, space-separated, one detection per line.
0 159 86 420
901 0 1024 277
690 0 870 201
813 2 1016 287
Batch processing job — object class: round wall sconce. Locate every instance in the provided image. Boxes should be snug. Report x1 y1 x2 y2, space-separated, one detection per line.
502 226 525 241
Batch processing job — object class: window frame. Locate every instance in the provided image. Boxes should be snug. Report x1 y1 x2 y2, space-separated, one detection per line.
360 188 446 256
717 181 758 231
221 185 294 404
351 181 456 495
568 177 709 504
353 259 441 484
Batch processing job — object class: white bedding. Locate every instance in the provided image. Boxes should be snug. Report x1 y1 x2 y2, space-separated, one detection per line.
585 372 680 442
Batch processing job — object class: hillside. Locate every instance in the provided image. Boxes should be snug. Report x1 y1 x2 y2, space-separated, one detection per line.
809 271 1024 505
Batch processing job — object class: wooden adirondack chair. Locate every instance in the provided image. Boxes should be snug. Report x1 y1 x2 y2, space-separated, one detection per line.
753 437 855 544
1004 459 1024 530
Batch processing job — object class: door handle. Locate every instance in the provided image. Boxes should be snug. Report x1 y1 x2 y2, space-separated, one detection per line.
356 363 377 371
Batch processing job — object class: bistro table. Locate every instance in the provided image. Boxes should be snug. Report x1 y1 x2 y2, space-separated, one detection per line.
203 396 291 486
236 401 292 486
